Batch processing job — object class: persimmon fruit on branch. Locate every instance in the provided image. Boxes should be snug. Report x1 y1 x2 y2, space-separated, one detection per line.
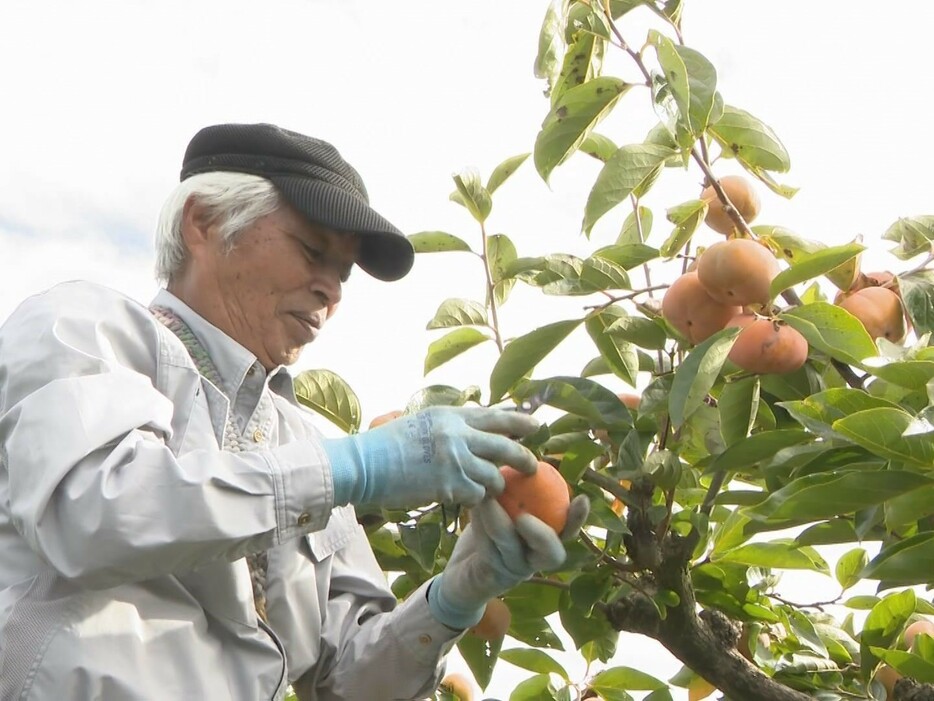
701 174 762 236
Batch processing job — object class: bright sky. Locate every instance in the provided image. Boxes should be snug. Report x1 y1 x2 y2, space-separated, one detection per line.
2 1 933 698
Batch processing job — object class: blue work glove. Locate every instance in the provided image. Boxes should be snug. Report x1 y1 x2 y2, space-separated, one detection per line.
428 494 590 629
323 406 540 509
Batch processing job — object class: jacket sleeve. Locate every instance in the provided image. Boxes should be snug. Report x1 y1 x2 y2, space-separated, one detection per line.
0 283 335 589
292 524 462 701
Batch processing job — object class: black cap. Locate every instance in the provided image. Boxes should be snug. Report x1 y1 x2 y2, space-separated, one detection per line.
181 123 414 281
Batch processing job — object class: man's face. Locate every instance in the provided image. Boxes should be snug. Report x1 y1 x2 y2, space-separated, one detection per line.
190 203 358 369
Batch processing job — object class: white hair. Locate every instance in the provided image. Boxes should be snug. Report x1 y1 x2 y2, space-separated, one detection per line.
154 171 282 283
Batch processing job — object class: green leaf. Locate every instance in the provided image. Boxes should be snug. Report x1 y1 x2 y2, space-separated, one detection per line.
590 666 666 692
679 45 720 133
795 519 859 547
558 439 606 485
592 243 660 270
586 308 639 386
871 646 934 683
452 170 492 223
426 298 489 329
718 376 760 446
833 408 934 466
898 270 934 335
515 376 633 428
885 482 934 528
710 508 755 556
398 521 440 572
583 143 678 234
534 0 566 88
779 387 902 438
578 257 632 293
617 207 654 244
868 358 934 390
487 153 530 194
669 326 740 429
769 242 865 300
499 648 569 681
714 540 829 573
748 167 798 198
642 690 674 701
843 595 880 610
490 320 583 402
559 599 619 662
508 674 558 701
606 315 668 350
788 609 828 658
407 231 473 254
424 328 491 375
861 532 934 586
743 469 934 524
659 199 708 258
709 105 791 173
647 31 690 130
458 633 502 691
488 234 519 306
535 76 632 183
653 50 716 146
293 369 361 434
552 21 605 104
882 215 934 261
508 616 564 651
860 589 917 676
835 547 869 591
707 429 812 474
780 303 877 367
580 132 619 162
404 384 481 414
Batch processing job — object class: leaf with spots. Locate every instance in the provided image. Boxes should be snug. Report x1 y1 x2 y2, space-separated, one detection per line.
294 369 362 434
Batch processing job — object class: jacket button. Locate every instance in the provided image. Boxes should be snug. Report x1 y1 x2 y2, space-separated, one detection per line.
297 512 312 527
252 429 265 443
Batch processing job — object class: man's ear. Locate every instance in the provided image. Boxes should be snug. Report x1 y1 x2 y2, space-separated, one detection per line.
180 196 213 253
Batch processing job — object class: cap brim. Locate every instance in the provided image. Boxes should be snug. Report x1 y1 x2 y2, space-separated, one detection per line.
270 174 414 282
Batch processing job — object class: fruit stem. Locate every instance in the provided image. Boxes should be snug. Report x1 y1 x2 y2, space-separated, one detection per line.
479 221 505 354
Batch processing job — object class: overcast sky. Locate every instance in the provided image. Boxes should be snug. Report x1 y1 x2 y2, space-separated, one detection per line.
2 1 933 698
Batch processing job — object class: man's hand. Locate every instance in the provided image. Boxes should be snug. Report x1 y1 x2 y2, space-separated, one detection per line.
323 406 540 509
427 494 590 630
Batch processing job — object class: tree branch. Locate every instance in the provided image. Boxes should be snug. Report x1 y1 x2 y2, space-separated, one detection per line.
605 519 813 701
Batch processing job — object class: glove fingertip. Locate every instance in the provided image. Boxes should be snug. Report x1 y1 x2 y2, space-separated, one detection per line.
512 452 539 474
560 495 591 541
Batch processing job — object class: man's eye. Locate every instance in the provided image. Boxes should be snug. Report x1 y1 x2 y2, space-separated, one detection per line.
303 245 323 261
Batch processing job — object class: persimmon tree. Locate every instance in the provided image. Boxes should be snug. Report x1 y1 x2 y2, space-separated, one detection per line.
296 2 934 699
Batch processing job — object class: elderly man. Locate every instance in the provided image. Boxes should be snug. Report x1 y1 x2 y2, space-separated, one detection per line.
0 123 587 700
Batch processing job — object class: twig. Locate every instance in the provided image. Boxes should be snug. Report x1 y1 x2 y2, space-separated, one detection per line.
582 468 632 502
767 592 842 612
655 488 676 541
581 531 640 575
480 221 505 353
584 284 670 311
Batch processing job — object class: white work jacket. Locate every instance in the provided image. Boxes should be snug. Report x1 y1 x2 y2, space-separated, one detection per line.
0 281 458 700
